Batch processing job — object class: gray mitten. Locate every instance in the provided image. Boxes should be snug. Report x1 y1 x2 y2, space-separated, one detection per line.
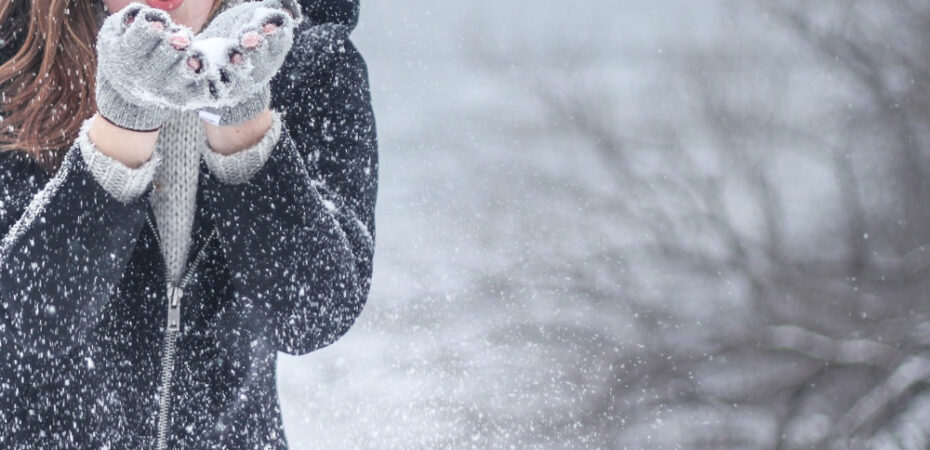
95 4 209 131
190 0 303 126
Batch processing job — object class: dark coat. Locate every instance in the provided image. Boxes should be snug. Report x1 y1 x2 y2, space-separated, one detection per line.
0 0 377 448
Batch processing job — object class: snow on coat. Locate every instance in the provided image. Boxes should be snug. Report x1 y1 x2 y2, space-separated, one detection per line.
0 0 377 448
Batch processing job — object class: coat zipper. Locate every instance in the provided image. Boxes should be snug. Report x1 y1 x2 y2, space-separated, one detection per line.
146 211 218 450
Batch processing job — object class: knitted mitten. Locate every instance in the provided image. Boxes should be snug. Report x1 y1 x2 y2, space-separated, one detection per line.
190 0 303 126
95 4 208 131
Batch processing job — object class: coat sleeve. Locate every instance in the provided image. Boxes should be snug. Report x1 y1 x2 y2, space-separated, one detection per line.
0 140 156 359
198 25 378 356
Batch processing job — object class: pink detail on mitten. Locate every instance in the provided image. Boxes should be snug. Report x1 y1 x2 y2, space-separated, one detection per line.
262 23 279 35
241 32 263 49
187 57 202 72
170 35 189 50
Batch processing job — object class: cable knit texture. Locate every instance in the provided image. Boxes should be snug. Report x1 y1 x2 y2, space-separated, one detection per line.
79 109 280 282
151 111 204 282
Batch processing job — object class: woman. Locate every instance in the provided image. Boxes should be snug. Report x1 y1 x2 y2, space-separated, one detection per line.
0 0 377 448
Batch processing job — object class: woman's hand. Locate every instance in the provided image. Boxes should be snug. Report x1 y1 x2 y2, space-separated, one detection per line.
90 1 303 163
94 4 207 131
202 108 273 155
190 0 303 127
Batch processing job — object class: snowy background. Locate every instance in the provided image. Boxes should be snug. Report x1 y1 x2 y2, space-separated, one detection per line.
279 1 930 448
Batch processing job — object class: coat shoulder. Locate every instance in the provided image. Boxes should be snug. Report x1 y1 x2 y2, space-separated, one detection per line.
278 22 359 84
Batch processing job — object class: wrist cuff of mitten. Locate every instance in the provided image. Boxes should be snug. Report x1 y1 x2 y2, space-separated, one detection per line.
77 116 162 203
95 77 172 132
199 86 272 127
200 109 282 184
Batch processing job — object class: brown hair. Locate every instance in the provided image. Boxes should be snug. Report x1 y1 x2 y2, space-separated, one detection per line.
0 0 226 174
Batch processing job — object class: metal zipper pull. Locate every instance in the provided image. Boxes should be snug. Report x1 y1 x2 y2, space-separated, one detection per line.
149 215 218 449
167 282 184 332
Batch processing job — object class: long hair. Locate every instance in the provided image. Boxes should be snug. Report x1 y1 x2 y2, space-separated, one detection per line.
0 0 225 174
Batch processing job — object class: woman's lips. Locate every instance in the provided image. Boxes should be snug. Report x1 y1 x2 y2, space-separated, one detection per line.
145 0 184 12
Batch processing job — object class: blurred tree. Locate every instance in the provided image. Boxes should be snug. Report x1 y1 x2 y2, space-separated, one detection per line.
471 0 930 448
